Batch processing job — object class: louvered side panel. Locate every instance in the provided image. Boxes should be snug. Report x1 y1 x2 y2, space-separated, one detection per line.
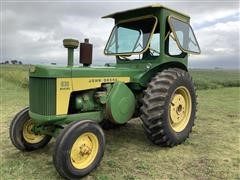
29 78 56 115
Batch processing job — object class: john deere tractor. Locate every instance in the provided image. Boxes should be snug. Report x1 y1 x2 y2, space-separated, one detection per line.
10 4 200 179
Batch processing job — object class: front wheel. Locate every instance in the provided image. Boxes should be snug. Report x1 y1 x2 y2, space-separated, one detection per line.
9 107 52 151
140 68 197 147
53 120 105 179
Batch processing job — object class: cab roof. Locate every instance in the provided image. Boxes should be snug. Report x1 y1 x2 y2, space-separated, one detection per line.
102 3 190 19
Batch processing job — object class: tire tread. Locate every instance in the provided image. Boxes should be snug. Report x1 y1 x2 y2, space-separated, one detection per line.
140 68 197 147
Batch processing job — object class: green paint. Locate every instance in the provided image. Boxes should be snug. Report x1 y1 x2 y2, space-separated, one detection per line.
32 124 61 137
29 65 72 78
74 91 98 111
29 77 56 115
29 111 103 125
106 82 135 124
67 48 74 66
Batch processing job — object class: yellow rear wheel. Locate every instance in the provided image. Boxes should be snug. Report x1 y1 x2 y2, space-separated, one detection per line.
169 86 192 132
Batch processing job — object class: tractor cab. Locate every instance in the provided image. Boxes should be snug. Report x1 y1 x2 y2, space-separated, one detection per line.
102 4 200 65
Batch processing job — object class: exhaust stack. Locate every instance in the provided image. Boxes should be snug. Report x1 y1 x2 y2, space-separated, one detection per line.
80 38 93 66
63 39 79 66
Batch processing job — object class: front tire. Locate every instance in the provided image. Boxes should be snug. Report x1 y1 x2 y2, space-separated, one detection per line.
53 120 105 179
9 107 52 151
140 68 196 147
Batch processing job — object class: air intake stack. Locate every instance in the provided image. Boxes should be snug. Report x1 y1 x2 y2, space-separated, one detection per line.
63 39 79 66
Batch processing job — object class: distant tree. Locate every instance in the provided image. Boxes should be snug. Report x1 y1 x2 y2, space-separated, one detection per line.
51 62 56 65
11 60 18 64
18 61 23 64
5 61 9 64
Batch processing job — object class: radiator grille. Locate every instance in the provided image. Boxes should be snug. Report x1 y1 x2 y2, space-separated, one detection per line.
29 77 56 115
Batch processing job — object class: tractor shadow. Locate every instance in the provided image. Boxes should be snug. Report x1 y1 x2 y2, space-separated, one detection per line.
103 118 168 153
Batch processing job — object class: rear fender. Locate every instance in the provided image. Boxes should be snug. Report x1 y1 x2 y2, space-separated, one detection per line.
135 61 187 87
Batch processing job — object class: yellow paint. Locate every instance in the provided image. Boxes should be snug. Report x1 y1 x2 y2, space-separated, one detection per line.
70 132 99 169
56 77 130 115
72 77 130 91
22 119 45 143
169 86 192 132
56 78 72 115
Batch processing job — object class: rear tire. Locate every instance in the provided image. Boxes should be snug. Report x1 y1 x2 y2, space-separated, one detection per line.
140 68 196 147
53 120 105 179
9 107 52 151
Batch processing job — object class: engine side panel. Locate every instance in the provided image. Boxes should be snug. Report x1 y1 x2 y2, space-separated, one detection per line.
56 77 130 115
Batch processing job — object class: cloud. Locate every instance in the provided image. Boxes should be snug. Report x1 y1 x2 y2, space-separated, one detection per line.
196 21 240 55
1 1 239 69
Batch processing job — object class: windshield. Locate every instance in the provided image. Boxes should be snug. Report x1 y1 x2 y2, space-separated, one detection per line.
168 16 201 54
104 16 157 55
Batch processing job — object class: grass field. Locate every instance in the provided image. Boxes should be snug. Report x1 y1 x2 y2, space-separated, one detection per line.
0 65 240 179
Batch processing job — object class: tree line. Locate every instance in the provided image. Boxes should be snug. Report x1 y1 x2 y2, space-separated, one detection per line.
0 60 23 64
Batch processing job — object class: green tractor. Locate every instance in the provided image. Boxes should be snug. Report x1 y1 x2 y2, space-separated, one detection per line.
9 4 200 179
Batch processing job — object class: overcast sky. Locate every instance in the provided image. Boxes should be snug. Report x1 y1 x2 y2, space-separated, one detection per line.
1 0 239 69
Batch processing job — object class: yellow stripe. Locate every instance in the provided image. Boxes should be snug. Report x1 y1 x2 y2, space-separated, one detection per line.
56 77 130 115
56 78 72 115
72 77 130 91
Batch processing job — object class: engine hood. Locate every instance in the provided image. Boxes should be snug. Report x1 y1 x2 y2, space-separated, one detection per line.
29 64 143 79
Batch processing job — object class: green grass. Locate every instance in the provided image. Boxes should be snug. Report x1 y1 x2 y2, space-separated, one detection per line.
0 65 240 179
0 65 29 88
189 69 240 90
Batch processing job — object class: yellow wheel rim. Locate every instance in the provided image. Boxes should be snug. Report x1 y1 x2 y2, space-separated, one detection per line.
70 132 99 170
22 119 45 143
169 86 192 132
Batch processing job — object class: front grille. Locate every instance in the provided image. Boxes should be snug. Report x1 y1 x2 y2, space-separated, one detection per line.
29 77 56 115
